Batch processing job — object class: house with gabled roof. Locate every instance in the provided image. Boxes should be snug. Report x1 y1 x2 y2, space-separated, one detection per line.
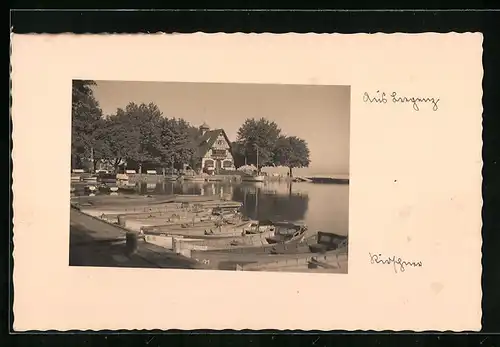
194 122 236 174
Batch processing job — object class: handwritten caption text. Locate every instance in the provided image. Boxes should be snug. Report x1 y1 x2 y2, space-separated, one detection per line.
369 252 423 273
363 91 440 111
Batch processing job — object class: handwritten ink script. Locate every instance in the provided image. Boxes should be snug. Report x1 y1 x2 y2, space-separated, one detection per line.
363 91 440 111
369 252 423 273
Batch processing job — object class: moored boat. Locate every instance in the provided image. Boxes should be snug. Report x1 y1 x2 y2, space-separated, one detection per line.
241 145 266 182
183 175 206 182
107 205 243 231
71 194 243 222
308 231 348 253
269 234 318 254
116 173 129 181
264 222 308 244
118 186 138 193
146 227 276 252
306 176 349 184
77 200 242 217
211 206 242 220
206 176 224 182
82 176 98 183
174 227 277 250
97 172 117 183
142 220 276 250
191 230 342 257
84 185 97 192
199 233 317 256
101 204 211 221
122 214 230 232
141 219 254 236
98 184 117 192
241 174 265 182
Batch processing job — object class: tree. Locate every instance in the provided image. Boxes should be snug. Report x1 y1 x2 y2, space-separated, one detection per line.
91 102 165 173
116 102 163 173
186 125 202 143
235 118 281 169
230 141 247 168
91 102 204 174
184 124 207 172
71 80 103 170
273 135 311 177
156 117 196 171
93 114 139 173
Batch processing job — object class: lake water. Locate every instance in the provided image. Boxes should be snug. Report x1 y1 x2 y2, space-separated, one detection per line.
125 180 350 236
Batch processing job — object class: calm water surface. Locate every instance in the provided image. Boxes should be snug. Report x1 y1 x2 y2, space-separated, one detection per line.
125 181 350 236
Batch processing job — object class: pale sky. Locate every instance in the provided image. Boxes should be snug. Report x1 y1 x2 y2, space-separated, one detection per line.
92 81 350 175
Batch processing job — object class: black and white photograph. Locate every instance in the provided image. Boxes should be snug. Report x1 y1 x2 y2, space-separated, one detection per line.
69 80 350 273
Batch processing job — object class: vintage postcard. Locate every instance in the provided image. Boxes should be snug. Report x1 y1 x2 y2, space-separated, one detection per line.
11 33 483 331
68 81 350 273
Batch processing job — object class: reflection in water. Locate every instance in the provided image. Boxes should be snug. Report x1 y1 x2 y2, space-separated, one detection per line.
131 180 348 236
231 182 309 222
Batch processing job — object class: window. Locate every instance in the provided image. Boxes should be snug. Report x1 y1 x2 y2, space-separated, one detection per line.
223 160 233 168
212 149 227 157
204 160 215 167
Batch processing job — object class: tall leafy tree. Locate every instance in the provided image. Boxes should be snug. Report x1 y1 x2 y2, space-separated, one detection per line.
93 114 140 173
184 124 207 171
273 135 311 177
71 80 103 169
235 118 281 169
117 102 163 172
230 141 247 168
156 118 196 170
187 125 202 142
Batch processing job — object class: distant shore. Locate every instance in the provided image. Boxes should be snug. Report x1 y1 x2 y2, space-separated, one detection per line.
124 173 349 184
71 172 350 185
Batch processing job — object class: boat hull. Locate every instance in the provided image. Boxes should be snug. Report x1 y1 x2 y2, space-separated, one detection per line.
142 220 258 237
144 226 276 251
84 185 97 192
116 173 129 181
241 175 265 182
265 228 307 244
75 200 242 216
82 177 98 183
126 217 240 233
183 176 206 182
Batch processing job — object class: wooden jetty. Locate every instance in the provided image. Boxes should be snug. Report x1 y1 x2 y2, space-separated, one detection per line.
305 175 349 184
69 207 202 269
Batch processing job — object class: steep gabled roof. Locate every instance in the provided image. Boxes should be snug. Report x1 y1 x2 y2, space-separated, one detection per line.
197 129 233 157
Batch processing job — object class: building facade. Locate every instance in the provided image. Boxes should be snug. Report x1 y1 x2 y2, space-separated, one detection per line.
196 123 236 174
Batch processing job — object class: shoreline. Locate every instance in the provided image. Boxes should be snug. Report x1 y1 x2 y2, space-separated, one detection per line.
72 173 350 185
